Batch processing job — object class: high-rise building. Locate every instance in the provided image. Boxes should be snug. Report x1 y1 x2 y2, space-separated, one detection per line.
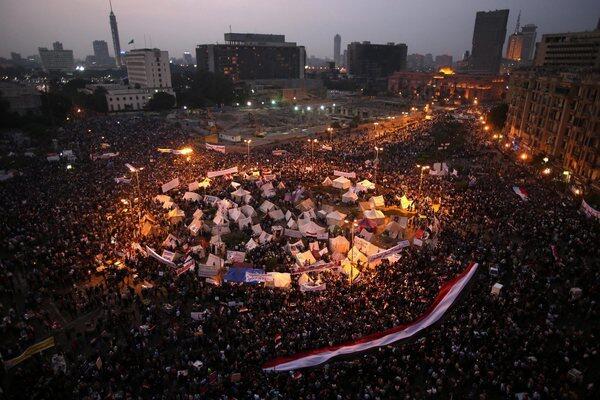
109 1 123 67
347 41 407 78
89 40 116 69
124 48 172 88
506 12 538 63
424 53 434 70
435 54 453 69
38 43 75 72
334 34 341 66
196 33 306 81
504 70 600 186
183 52 193 65
407 53 425 71
533 28 600 68
469 9 509 74
93 40 110 60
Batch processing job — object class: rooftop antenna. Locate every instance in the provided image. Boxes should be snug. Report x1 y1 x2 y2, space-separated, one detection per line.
515 10 521 34
229 25 232 33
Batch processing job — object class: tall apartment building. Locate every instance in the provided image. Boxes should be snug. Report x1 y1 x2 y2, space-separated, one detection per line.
534 28 600 68
469 9 509 74
507 24 538 63
334 34 341 66
347 41 407 78
38 42 74 72
196 33 306 82
504 70 600 185
124 48 172 88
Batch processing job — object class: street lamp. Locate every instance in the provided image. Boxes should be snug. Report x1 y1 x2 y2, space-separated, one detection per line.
327 126 333 142
244 139 251 164
308 138 318 162
417 164 430 195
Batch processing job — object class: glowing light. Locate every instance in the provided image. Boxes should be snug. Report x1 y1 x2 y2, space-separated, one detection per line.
271 100 276 105
504 143 510 148
66 164 73 170
542 168 551 175
306 106 311 111
178 147 193 155
294 106 299 111
574 189 581 195
320 105 325 110
520 153 528 161
543 157 549 163
246 101 252 106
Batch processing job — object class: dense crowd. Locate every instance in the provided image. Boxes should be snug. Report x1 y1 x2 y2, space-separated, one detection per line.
0 110 598 399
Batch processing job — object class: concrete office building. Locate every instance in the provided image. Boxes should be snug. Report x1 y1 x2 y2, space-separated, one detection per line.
504 70 600 187
469 9 509 74
89 40 116 69
124 48 172 88
334 34 341 66
534 28 600 68
196 33 306 81
38 42 75 72
0 82 42 115
347 41 407 79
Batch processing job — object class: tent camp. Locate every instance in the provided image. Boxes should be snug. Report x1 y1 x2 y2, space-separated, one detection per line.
332 176 352 190
193 209 203 219
322 177 333 186
188 218 203 235
260 182 276 198
329 235 350 254
268 209 285 221
228 208 242 222
240 204 257 218
342 190 358 203
369 195 385 209
183 192 202 202
296 198 315 212
385 221 405 239
326 210 347 227
400 195 413 210
266 272 291 289
345 246 368 265
154 194 172 204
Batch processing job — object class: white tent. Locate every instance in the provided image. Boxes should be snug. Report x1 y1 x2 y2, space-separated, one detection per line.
240 204 257 218
238 217 252 229
322 177 333 186
198 178 211 189
297 273 312 285
296 198 315 212
326 210 347 227
364 209 385 224
357 179 375 191
287 218 298 229
369 195 385 209
162 201 176 209
332 176 352 190
295 250 317 266
252 223 263 236
167 208 185 224
385 221 404 239
183 192 202 202
154 194 172 204
259 200 275 213
193 209 204 219
266 272 291 289
246 238 258 251
258 231 273 244
400 195 413 210
188 218 203 235
260 182 276 198
342 190 358 203
217 198 233 211
329 235 350 254
212 212 228 226
230 181 241 189
206 253 224 268
353 237 382 257
231 187 251 203
228 208 242 222
345 246 368 265
268 209 285 221
299 220 326 236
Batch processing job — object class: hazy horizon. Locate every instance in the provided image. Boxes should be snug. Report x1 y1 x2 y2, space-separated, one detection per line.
1 0 598 62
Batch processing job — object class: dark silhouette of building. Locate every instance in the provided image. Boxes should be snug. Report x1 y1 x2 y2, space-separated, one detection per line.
347 41 407 79
109 1 123 67
196 33 306 81
469 9 509 74
334 34 341 66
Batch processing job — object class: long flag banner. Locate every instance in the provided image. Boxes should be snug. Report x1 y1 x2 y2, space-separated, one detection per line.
146 246 176 267
4 337 55 369
207 166 238 178
206 143 226 154
291 261 340 275
512 186 529 201
245 272 274 283
162 177 180 193
368 241 410 262
334 170 356 179
263 262 478 371
581 199 600 220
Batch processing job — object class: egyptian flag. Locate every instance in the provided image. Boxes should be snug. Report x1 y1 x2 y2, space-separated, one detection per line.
274 333 283 349
262 262 479 371
513 186 529 201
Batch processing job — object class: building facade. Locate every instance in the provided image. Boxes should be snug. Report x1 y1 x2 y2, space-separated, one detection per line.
469 9 509 74
38 42 74 72
534 29 600 68
196 33 306 81
89 40 116 69
0 82 42 115
435 54 453 69
334 34 341 66
504 70 600 186
104 86 175 112
124 48 172 88
347 41 407 79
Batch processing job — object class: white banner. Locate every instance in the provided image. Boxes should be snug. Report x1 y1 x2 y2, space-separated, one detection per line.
334 170 356 179
368 240 410 262
226 250 246 263
161 177 180 193
207 166 238 178
284 229 303 238
206 143 226 154
300 283 327 292
245 272 274 283
146 246 176 267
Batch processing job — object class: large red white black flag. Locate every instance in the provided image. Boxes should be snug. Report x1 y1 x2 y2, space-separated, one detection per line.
263 262 478 371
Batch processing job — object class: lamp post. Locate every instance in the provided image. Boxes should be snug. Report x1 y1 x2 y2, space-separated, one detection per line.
308 138 318 163
244 139 251 164
374 146 383 185
417 164 430 196
563 170 571 195
327 127 333 143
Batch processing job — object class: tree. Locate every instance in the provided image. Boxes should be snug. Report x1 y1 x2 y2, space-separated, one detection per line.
145 92 176 111
488 103 508 130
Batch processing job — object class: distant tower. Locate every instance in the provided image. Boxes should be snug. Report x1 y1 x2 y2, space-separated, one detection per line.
109 0 123 67
334 34 341 66
514 10 521 34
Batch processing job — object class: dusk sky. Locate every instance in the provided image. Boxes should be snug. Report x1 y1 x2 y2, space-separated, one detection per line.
1 0 599 61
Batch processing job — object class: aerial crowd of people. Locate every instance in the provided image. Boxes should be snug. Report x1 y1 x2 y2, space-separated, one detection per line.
0 108 598 399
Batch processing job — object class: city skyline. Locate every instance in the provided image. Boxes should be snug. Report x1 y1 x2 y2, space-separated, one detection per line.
1 0 599 61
